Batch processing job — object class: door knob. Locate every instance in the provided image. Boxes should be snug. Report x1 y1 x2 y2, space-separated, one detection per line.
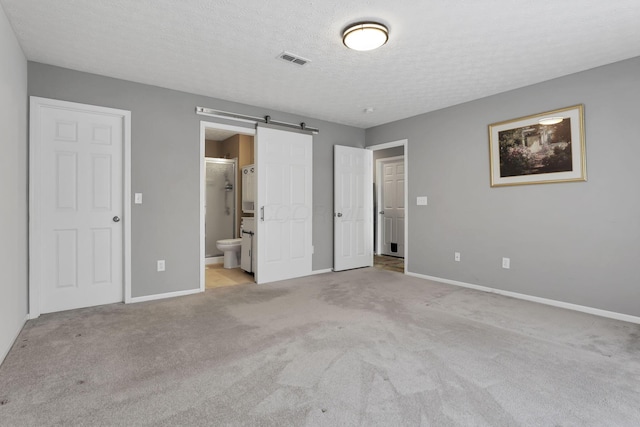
336 213 343 217
113 216 120 223
379 211 384 214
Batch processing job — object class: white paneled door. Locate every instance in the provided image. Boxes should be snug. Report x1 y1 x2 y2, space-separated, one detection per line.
255 126 313 284
30 97 130 315
334 146 373 271
380 158 405 257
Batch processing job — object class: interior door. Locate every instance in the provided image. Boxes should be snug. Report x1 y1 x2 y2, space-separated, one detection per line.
255 125 313 284
334 145 373 271
381 158 405 257
30 97 125 314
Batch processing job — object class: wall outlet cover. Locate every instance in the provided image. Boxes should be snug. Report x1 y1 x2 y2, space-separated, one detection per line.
502 257 510 269
417 196 428 206
157 260 165 271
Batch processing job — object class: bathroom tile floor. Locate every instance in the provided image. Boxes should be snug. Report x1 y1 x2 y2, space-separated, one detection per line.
205 264 254 289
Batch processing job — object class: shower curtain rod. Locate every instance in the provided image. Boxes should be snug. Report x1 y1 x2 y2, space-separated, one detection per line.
196 107 319 134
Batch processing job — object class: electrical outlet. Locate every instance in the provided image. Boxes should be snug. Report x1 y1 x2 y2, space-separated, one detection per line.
502 257 510 269
134 193 143 204
454 252 461 262
157 260 166 272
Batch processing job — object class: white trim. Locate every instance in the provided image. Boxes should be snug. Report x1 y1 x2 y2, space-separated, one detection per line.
375 155 404 256
406 272 640 325
129 288 203 304
368 139 408 274
29 97 132 318
368 139 407 151
311 268 333 275
202 120 256 136
205 256 224 265
0 315 28 366
200 121 256 293
29 98 42 318
123 110 132 304
200 123 205 293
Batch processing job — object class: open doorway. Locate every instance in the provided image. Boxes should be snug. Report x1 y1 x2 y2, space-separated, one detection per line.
368 140 408 274
200 121 255 290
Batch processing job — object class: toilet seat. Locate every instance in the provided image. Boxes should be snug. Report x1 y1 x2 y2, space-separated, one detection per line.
217 238 242 247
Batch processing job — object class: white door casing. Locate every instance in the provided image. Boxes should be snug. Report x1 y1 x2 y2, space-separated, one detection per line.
380 157 405 257
334 145 373 271
199 121 256 291
29 97 131 317
255 126 313 284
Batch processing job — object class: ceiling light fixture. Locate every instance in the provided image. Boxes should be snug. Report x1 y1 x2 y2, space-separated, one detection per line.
343 22 389 51
538 117 564 125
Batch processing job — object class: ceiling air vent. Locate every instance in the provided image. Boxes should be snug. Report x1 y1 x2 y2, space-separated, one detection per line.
277 51 311 66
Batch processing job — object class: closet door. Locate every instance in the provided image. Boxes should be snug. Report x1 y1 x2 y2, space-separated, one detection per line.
255 126 313 284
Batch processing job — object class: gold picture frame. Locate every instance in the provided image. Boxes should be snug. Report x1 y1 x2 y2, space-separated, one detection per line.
488 105 586 187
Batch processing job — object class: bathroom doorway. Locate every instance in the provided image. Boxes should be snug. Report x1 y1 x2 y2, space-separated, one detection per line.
369 140 407 274
204 158 237 262
200 121 256 290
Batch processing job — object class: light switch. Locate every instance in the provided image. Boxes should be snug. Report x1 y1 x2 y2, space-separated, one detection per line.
134 193 143 204
417 196 428 206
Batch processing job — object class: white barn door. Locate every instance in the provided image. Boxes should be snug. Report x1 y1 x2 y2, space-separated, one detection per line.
255 126 313 284
30 97 129 315
334 146 373 271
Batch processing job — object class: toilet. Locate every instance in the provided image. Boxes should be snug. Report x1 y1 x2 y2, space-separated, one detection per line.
216 238 242 269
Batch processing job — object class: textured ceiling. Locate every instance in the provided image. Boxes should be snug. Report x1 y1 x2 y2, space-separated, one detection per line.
3 0 640 128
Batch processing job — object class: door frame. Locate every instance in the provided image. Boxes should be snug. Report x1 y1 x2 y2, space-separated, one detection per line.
199 121 255 292
376 155 405 256
367 139 408 273
29 97 132 319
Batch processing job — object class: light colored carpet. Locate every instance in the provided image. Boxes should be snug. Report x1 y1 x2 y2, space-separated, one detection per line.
0 268 639 426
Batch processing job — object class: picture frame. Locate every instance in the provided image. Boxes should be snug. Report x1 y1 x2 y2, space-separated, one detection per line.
488 104 586 187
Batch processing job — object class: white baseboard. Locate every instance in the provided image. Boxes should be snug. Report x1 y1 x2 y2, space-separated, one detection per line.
205 256 223 265
406 272 640 325
0 314 28 367
129 288 203 304
311 268 333 275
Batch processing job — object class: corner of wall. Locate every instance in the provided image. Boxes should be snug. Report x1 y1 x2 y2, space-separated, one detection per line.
0 2 29 365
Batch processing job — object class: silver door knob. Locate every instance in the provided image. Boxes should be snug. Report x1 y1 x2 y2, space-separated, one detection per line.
113 216 120 223
379 211 385 214
336 213 343 217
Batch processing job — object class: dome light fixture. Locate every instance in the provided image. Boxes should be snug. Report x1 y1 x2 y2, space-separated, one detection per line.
343 22 389 51
538 117 564 125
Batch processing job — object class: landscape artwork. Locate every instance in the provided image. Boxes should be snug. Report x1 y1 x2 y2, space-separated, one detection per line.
489 105 586 187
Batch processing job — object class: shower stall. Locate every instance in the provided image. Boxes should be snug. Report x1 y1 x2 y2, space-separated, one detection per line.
205 158 237 259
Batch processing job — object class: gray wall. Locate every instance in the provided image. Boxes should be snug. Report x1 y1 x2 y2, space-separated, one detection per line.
28 63 364 298
366 57 640 317
0 3 28 363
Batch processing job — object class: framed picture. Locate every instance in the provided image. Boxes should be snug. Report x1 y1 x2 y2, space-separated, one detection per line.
488 105 586 187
